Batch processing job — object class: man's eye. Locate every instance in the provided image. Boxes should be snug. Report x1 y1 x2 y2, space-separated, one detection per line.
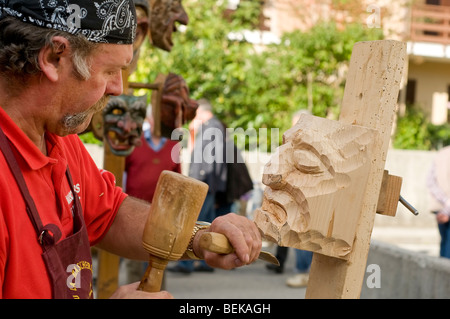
108 70 120 76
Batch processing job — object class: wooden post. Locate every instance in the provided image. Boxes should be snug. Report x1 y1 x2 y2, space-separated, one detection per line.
96 70 129 299
96 142 125 299
305 40 407 298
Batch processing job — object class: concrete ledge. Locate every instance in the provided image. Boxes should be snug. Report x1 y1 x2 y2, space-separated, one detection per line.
362 240 450 299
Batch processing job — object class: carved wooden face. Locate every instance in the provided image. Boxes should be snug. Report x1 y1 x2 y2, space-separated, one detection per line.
128 4 150 74
149 0 189 52
103 94 147 156
159 73 198 137
254 114 376 257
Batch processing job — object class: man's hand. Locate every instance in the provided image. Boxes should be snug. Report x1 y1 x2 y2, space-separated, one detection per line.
110 282 174 299
193 213 262 270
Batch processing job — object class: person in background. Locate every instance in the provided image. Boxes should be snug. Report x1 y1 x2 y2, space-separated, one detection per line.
426 145 450 259
125 105 182 202
169 99 228 273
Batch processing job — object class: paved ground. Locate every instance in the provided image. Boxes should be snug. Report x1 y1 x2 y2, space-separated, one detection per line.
116 241 305 299
163 226 440 299
112 223 441 299
163 244 305 299
114 224 441 299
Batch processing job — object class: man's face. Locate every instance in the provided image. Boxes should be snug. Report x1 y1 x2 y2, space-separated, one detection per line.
58 43 133 136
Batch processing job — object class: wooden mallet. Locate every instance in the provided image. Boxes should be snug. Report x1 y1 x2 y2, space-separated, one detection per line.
137 170 208 292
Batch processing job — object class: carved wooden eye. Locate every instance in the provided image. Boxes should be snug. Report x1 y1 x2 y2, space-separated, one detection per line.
293 150 323 174
112 108 124 115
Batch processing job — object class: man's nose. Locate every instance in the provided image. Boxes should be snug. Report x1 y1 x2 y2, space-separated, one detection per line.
106 72 124 97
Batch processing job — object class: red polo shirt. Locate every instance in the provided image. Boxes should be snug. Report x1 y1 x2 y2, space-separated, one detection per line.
0 107 127 298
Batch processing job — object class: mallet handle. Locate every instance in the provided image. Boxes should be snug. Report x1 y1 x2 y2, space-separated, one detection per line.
138 255 168 292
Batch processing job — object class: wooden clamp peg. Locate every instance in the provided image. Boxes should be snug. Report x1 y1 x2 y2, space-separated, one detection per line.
376 170 402 217
376 170 419 217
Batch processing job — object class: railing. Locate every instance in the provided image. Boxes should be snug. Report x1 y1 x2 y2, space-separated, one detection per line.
410 4 450 45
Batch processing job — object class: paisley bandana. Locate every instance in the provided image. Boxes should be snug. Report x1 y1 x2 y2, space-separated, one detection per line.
0 0 137 44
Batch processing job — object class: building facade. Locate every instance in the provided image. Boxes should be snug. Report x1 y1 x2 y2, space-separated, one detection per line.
241 0 450 125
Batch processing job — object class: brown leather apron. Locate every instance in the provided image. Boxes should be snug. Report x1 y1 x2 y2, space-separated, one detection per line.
0 127 93 299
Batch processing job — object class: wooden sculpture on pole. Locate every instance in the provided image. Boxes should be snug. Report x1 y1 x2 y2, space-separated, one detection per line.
254 40 408 298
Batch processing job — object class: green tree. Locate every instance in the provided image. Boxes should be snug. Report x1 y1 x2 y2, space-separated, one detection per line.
132 0 383 149
393 106 450 150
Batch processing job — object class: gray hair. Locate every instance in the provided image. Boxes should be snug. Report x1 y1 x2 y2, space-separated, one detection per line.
0 17 98 93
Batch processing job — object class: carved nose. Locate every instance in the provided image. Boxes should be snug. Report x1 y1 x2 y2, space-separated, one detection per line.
262 173 283 188
118 114 136 133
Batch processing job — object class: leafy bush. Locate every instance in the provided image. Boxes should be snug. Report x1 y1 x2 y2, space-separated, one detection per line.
393 106 450 150
79 132 103 146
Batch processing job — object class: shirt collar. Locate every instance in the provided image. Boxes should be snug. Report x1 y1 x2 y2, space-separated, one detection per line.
0 107 58 170
144 127 167 152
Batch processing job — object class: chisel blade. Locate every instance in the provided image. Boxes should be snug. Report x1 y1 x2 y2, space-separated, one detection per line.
259 251 280 266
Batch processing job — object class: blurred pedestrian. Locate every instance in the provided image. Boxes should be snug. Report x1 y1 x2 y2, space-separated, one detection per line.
427 145 450 258
169 98 228 273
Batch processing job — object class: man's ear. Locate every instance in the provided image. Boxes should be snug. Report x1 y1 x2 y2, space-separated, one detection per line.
38 36 70 82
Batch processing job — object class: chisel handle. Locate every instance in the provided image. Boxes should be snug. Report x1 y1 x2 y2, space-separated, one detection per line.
199 232 280 266
199 232 234 254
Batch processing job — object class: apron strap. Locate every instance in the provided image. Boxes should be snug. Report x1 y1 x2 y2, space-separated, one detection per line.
0 127 61 246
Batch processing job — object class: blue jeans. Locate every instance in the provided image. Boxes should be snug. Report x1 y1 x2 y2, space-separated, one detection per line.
438 221 450 258
295 249 313 273
198 193 216 222
177 193 216 271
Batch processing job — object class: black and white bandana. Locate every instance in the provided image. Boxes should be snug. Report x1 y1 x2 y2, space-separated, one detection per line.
0 0 137 44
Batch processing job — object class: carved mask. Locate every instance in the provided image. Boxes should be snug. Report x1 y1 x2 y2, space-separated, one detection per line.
149 0 189 52
159 73 198 137
103 94 147 156
129 1 150 74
